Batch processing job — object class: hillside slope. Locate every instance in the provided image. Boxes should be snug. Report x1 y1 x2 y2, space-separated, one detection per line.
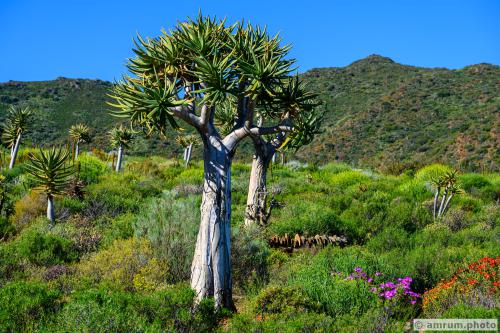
0 56 498 171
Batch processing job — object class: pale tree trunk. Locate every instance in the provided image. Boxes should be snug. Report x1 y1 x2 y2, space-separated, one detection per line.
9 133 22 169
441 194 454 217
47 195 55 227
183 147 188 163
74 141 80 160
115 144 124 172
437 188 449 218
245 140 274 227
191 136 235 311
433 189 440 219
185 143 193 168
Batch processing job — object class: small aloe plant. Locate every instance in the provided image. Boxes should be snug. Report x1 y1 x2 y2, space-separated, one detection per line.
69 123 91 159
175 134 198 167
431 170 463 219
25 147 74 226
109 125 133 172
1 106 33 169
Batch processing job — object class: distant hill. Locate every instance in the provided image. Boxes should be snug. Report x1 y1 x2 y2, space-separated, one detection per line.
0 55 498 172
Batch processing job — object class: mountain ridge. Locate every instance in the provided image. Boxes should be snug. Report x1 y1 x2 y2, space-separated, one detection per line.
0 55 498 172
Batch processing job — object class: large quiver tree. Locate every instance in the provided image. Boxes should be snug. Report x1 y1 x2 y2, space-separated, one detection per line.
109 15 320 310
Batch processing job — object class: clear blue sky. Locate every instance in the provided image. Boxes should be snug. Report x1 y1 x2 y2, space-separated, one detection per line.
0 0 498 82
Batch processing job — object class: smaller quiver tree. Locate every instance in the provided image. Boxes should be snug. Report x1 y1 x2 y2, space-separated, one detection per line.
1 106 33 169
25 147 74 226
109 125 133 172
176 134 198 167
244 78 323 227
69 123 91 160
431 170 463 219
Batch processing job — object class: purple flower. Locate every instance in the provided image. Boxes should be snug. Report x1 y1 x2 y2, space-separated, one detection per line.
375 272 383 276
370 287 377 293
354 267 363 273
410 300 417 305
367 278 373 283
380 289 397 299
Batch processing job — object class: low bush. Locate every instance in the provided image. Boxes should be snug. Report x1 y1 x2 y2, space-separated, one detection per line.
11 191 46 230
232 225 270 292
44 285 221 332
10 228 78 266
134 191 199 283
0 281 61 332
254 285 320 316
76 237 169 292
415 164 452 182
77 154 108 184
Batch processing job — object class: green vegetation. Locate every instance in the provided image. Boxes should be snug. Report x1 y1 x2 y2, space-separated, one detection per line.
1 56 498 172
0 155 497 331
0 13 498 332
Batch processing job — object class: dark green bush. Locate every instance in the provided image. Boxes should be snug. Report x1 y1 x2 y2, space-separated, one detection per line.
16 230 77 266
232 225 270 292
44 285 220 332
228 312 335 333
441 304 500 319
77 155 108 184
0 281 61 332
254 285 320 316
0 216 15 240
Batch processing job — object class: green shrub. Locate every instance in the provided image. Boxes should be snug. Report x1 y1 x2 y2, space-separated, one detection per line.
366 226 412 253
415 164 452 182
228 311 335 333
134 191 200 283
232 225 270 292
99 213 135 248
76 237 168 292
254 285 320 316
11 191 46 230
85 172 162 216
77 154 108 184
14 228 78 266
329 170 370 188
269 193 342 236
45 285 220 332
0 216 15 240
0 281 61 332
289 248 380 317
441 304 500 319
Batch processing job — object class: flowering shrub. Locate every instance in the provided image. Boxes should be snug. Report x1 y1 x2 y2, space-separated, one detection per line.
423 257 499 317
343 267 421 305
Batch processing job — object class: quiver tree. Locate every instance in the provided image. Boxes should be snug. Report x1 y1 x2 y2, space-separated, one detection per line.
1 106 33 169
109 15 319 310
109 125 133 172
25 147 74 226
69 123 91 160
431 170 463 219
176 134 198 167
245 78 322 227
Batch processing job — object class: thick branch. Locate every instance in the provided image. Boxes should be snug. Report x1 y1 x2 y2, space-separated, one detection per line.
249 125 293 136
171 105 202 128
